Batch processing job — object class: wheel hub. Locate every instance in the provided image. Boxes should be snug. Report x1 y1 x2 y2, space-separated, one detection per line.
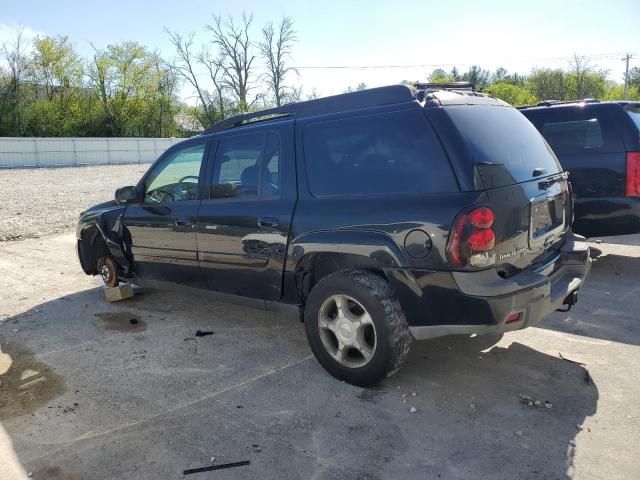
100 265 112 283
336 319 356 344
317 294 377 368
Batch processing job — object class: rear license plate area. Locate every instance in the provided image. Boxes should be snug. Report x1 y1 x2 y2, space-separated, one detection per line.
530 194 565 246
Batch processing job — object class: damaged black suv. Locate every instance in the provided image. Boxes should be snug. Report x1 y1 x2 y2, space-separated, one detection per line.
77 84 591 386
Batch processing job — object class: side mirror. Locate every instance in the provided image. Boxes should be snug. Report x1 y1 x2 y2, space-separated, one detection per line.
115 186 138 204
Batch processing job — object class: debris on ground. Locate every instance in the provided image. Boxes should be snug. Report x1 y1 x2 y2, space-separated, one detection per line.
129 318 138 325
210 456 216 463
409 407 417 413
519 394 553 409
195 330 214 337
515 430 523 437
183 460 250 475
104 284 134 302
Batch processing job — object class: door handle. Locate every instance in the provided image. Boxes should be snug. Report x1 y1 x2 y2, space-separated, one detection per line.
258 217 279 228
175 219 193 227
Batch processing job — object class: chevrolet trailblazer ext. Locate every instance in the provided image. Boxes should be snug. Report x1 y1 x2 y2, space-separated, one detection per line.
76 84 591 386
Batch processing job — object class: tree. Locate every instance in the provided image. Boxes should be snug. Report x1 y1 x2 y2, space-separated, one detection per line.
344 82 367 93
492 67 508 83
0 25 31 135
629 66 640 89
165 28 222 125
487 82 537 106
527 68 568 101
427 68 450 82
258 16 297 106
206 12 256 112
87 41 177 136
463 65 491 89
567 54 606 99
31 35 83 101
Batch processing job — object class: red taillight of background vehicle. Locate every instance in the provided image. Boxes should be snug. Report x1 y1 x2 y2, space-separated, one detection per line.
447 206 496 269
626 152 640 197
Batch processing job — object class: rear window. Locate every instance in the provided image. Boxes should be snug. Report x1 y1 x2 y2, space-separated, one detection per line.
303 110 458 196
446 105 562 187
542 118 603 150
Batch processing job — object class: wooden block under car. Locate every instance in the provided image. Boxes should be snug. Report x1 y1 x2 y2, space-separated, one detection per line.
104 283 134 302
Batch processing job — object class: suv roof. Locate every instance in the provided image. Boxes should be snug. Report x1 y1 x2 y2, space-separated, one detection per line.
202 84 509 135
518 99 640 110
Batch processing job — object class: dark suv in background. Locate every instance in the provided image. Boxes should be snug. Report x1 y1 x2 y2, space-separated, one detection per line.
77 84 591 386
520 100 640 237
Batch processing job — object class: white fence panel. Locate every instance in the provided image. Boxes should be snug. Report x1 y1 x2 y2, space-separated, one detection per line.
0 137 187 168
74 138 110 165
35 138 76 167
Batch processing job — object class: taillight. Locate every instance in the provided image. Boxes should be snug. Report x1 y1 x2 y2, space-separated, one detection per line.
626 152 640 197
561 179 574 225
447 206 496 269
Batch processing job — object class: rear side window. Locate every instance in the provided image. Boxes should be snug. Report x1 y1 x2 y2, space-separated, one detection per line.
303 110 457 196
211 132 280 199
626 107 640 131
446 105 562 187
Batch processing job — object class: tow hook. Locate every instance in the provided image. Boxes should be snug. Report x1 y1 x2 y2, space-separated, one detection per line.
556 291 578 312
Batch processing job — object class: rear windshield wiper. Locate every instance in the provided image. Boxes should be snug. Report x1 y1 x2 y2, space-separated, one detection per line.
538 172 567 190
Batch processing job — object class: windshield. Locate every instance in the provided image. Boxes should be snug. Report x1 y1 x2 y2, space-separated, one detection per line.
445 105 563 188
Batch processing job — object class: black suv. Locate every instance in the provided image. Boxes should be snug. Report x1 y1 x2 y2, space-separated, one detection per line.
520 100 640 237
77 85 591 386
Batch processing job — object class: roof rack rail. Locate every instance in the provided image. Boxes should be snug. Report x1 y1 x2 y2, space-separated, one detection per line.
413 81 474 91
518 98 600 109
203 85 415 134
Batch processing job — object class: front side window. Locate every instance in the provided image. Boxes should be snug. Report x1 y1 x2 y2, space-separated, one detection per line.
211 132 281 199
144 143 205 203
303 110 458 196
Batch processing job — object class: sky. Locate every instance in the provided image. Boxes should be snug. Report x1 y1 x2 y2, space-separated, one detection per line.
1 0 638 102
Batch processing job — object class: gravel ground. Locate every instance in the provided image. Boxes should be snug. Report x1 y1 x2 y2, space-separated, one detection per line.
0 164 149 241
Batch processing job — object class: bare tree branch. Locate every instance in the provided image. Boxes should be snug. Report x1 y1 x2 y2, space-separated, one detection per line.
206 12 256 111
258 16 297 106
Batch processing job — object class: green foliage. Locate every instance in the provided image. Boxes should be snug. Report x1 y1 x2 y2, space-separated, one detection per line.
486 82 538 106
602 84 640 101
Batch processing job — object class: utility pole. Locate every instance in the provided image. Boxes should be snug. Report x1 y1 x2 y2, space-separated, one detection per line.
622 53 632 100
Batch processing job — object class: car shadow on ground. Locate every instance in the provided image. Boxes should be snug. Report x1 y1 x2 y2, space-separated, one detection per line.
1 286 598 480
540 251 640 346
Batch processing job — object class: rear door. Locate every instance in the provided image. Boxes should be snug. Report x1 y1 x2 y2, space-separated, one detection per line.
196 120 296 300
521 105 627 199
441 105 570 275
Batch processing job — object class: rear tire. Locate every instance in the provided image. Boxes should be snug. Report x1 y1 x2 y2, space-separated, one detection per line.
304 270 411 386
97 256 119 288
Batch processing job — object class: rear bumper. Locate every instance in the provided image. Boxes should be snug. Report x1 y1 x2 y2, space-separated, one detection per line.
409 233 591 340
573 196 640 237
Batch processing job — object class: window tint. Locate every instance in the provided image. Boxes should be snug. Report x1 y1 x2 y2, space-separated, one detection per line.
542 118 603 151
211 132 280 199
303 110 457 196
144 143 205 203
521 106 624 155
626 108 640 131
446 105 562 187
